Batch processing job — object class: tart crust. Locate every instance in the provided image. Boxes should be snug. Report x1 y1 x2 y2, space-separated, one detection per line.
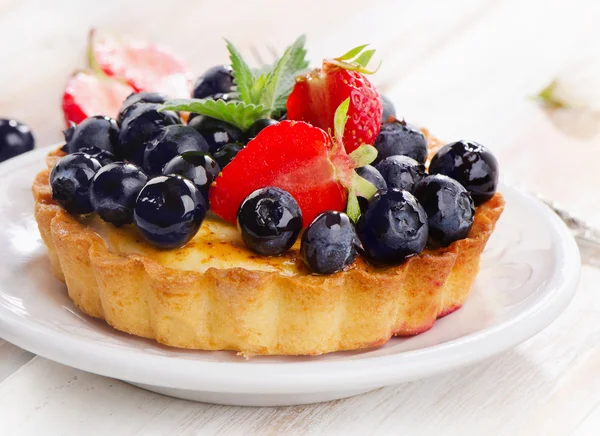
33 143 504 356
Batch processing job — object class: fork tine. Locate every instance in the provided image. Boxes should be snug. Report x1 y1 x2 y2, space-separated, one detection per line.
266 44 279 62
249 44 266 67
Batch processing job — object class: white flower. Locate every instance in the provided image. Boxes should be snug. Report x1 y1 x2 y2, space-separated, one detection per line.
537 59 600 139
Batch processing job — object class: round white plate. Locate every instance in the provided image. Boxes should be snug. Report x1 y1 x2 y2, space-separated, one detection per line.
0 146 580 407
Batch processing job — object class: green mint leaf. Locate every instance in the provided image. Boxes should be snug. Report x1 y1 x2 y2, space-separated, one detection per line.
160 99 270 131
349 144 378 168
223 35 309 114
259 43 294 111
225 39 255 104
333 98 350 144
337 44 369 61
250 74 269 104
273 35 309 112
283 35 309 74
345 189 361 223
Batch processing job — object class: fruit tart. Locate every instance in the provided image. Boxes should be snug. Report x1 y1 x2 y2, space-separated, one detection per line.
33 36 504 356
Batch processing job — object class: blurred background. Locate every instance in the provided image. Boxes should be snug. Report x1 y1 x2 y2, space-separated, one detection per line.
1 0 599 222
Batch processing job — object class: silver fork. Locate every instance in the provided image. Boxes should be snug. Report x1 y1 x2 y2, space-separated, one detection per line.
539 197 600 267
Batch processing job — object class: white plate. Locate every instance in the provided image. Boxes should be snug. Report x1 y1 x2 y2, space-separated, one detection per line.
0 146 580 407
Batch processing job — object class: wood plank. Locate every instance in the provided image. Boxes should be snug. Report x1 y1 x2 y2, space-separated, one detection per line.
0 340 35 383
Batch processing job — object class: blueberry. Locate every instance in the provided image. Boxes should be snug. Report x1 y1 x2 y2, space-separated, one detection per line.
187 115 244 153
0 119 34 162
118 103 181 165
413 175 475 247
245 119 278 141
300 211 359 274
143 125 209 175
355 165 387 212
375 155 425 192
85 149 116 166
162 152 220 203
209 93 237 102
192 65 235 99
118 92 168 124
429 140 499 205
237 187 302 256
134 175 207 249
90 162 148 226
61 116 119 157
50 152 102 214
357 189 428 265
212 142 244 169
380 95 396 123
373 119 427 164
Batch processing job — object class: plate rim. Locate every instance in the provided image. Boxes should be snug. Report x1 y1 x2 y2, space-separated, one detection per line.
0 146 581 394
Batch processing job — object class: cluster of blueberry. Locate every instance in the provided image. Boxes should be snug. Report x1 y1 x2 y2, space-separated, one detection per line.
50 66 275 249
239 114 499 274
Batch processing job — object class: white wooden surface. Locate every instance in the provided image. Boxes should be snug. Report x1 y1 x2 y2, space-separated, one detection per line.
2 0 600 434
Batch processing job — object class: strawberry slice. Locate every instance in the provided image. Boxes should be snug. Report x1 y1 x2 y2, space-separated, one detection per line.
62 70 134 126
209 121 354 227
287 44 383 154
89 29 191 98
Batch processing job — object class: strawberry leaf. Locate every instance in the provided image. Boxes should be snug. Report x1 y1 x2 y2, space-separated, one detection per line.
352 172 378 198
87 30 111 79
160 98 270 131
346 173 377 222
330 43 380 75
349 144 378 168
225 39 255 104
333 98 350 144
337 44 369 61
355 49 376 68
346 189 361 223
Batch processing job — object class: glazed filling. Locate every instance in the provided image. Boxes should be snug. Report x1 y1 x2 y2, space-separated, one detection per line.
83 214 303 276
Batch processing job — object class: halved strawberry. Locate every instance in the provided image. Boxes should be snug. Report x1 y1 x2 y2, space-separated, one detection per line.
287 44 382 154
89 29 192 98
62 70 134 126
209 121 351 227
209 99 378 227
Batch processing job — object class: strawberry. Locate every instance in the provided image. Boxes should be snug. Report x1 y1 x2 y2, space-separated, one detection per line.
286 44 382 154
89 29 192 98
62 70 134 126
209 100 378 227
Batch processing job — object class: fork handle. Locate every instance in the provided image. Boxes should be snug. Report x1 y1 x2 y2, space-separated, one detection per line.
541 198 600 266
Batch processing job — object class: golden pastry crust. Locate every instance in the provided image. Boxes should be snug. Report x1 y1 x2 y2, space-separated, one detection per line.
33 145 504 356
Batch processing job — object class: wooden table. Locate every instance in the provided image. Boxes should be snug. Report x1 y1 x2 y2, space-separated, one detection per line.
2 0 600 434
